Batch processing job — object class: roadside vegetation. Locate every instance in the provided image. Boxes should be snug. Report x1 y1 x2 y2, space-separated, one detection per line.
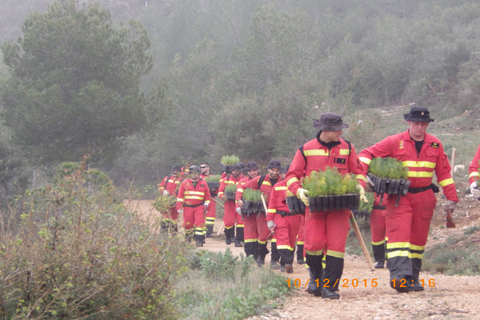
0 162 291 319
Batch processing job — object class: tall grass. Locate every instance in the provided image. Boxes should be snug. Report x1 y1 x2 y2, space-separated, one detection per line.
0 164 190 319
177 249 292 320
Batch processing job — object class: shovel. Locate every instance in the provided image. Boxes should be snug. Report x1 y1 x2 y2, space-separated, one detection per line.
446 208 456 228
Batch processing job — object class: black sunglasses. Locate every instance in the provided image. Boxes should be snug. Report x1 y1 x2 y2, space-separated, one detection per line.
200 166 208 169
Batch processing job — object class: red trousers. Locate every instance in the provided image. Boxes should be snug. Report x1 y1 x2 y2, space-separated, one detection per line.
162 207 178 222
205 200 216 225
297 214 305 244
223 200 243 229
257 213 272 243
371 208 386 244
183 206 206 230
274 214 301 251
244 214 258 241
304 208 350 256
386 190 436 253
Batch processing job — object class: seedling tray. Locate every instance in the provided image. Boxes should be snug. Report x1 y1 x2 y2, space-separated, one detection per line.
242 199 265 216
367 173 411 206
286 196 306 215
225 191 236 201
308 194 359 213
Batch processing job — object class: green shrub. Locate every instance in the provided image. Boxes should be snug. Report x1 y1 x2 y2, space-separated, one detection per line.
369 157 408 179
242 188 264 202
465 225 480 235
358 192 375 213
302 168 358 197
225 184 238 193
0 166 190 319
152 194 177 212
221 155 240 165
204 174 221 182
176 250 292 320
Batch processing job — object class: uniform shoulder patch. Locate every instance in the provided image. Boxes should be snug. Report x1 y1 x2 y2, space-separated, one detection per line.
430 142 439 148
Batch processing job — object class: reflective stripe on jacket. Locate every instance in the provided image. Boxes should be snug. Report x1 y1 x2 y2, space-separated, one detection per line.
286 136 367 196
176 178 211 210
469 144 480 184
358 130 458 202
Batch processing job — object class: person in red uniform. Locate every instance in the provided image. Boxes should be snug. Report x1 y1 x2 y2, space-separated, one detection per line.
238 159 283 267
218 163 244 245
369 194 388 268
469 145 480 197
158 165 182 232
266 164 302 274
296 215 305 265
176 165 211 247
235 161 261 252
200 162 217 238
359 106 459 292
285 113 367 299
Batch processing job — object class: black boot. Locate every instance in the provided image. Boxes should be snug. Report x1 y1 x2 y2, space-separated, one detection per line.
206 224 214 238
257 243 269 267
296 244 305 265
225 227 233 245
195 234 204 247
373 242 386 269
306 254 323 296
322 287 340 299
270 241 280 269
185 229 194 243
409 258 424 292
235 226 244 247
323 255 344 297
307 267 322 296
244 241 258 260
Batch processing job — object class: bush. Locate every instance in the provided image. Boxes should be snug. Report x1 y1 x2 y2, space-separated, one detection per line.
302 168 358 197
220 155 240 165
176 249 292 320
368 157 409 179
0 166 190 319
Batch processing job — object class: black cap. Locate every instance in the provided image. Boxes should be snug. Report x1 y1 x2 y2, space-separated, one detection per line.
172 165 181 172
233 162 243 171
267 159 282 169
189 165 200 173
404 106 434 123
245 161 259 171
313 112 349 131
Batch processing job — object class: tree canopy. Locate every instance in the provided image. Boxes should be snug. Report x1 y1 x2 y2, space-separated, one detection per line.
1 0 152 164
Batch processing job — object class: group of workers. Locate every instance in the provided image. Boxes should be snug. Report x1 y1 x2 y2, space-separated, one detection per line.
159 105 480 300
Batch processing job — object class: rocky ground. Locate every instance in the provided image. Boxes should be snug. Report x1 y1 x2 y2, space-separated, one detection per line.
128 196 480 320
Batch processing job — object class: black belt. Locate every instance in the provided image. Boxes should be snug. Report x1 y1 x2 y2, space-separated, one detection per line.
277 210 300 217
372 205 386 210
184 202 204 208
408 185 432 194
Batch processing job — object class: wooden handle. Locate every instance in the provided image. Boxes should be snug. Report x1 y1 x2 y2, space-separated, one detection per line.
350 212 375 271
451 148 456 177
210 197 225 208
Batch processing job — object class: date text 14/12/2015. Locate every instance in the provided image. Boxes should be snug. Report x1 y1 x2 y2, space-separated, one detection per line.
286 278 436 288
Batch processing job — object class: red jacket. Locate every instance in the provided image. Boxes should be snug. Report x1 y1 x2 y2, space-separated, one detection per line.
469 144 480 184
286 136 367 196
358 130 458 202
235 176 255 205
266 180 290 222
218 174 244 200
237 174 283 204
158 175 181 195
176 178 211 210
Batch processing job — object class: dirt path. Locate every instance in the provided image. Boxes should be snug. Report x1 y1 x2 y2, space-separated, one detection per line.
127 199 480 320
